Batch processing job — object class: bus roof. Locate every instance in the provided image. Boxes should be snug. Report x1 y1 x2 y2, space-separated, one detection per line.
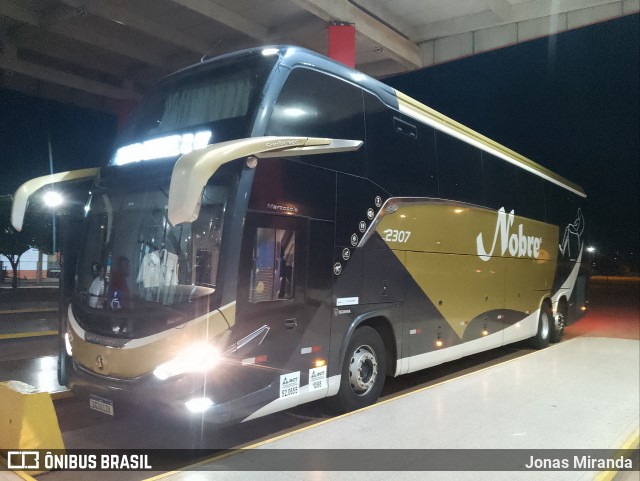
171 46 586 198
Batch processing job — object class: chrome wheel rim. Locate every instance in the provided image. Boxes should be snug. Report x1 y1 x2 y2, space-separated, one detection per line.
348 344 378 396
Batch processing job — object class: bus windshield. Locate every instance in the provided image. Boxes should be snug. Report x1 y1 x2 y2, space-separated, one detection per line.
73 181 229 336
116 54 276 146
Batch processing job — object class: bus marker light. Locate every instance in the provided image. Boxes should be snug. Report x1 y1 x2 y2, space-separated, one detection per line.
113 130 211 165
301 346 322 355
241 355 268 365
185 397 213 413
314 359 326 368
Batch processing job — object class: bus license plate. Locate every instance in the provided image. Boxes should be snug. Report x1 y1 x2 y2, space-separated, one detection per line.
89 394 114 416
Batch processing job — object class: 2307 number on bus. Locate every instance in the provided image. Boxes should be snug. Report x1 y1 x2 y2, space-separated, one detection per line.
383 229 411 243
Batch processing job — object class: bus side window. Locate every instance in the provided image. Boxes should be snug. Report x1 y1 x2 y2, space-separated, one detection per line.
436 131 483 204
364 92 437 197
265 68 365 176
482 151 521 212
249 227 296 303
517 170 546 221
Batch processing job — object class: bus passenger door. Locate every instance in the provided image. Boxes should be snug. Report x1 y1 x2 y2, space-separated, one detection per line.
231 212 308 404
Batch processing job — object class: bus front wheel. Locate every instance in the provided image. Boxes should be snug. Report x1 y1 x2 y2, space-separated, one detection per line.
330 326 386 413
529 303 552 349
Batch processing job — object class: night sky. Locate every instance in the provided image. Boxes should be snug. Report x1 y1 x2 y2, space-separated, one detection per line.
387 14 639 271
0 14 638 270
0 92 117 194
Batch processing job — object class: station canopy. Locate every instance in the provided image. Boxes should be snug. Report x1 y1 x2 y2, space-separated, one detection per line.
0 0 635 114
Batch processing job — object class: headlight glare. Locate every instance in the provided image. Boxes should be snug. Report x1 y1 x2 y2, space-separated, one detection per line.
153 342 221 380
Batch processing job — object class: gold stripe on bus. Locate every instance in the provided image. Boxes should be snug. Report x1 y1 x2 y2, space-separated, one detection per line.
375 201 558 338
395 91 586 198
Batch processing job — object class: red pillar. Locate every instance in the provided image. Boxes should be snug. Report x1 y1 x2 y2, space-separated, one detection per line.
328 22 356 68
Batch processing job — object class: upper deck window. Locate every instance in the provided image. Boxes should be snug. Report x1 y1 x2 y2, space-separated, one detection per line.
266 68 365 175
117 55 276 146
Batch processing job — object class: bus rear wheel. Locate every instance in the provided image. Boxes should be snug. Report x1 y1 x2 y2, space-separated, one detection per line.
330 326 386 413
529 303 552 349
550 299 567 343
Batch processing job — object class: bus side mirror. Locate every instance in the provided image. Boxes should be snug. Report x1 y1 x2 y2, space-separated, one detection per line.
12 168 100 231
167 136 362 226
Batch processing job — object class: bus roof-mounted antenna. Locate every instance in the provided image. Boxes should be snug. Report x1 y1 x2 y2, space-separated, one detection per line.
201 40 222 63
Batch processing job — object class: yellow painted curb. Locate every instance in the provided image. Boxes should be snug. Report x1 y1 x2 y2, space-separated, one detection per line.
0 308 58 315
0 381 65 452
0 455 38 481
0 331 58 340
593 428 640 481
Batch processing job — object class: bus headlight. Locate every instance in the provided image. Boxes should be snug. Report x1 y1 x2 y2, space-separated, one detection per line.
185 397 213 413
153 342 221 381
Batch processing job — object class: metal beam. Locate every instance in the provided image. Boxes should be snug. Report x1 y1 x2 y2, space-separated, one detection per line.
0 54 141 100
56 0 211 55
47 21 169 68
349 0 414 37
168 0 269 40
1 2 173 70
10 33 131 79
289 0 422 69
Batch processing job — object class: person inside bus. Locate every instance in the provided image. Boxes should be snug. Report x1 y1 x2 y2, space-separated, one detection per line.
88 263 106 308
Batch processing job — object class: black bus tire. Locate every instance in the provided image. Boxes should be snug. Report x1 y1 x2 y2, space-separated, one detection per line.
329 326 386 413
550 299 567 343
529 303 552 349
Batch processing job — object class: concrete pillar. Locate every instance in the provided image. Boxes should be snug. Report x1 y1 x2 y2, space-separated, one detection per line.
36 251 42 285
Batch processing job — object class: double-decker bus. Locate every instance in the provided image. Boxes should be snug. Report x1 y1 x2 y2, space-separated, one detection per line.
12 45 588 423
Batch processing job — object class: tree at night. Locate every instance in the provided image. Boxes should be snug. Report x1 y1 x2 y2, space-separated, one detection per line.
0 194 54 289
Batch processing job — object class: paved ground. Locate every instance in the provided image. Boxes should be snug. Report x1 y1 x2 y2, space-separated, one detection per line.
0 276 637 480
0 279 59 309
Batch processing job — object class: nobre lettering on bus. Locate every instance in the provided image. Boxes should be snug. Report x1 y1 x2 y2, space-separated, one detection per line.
477 207 543 261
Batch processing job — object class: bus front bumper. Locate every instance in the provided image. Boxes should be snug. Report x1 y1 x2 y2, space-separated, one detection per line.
67 359 270 426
